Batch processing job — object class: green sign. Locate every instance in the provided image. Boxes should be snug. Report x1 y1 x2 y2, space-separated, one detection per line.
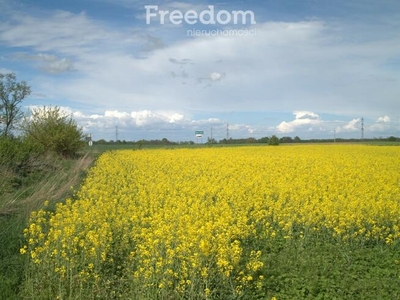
195 131 204 134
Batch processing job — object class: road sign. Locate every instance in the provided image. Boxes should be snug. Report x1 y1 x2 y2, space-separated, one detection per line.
195 130 204 138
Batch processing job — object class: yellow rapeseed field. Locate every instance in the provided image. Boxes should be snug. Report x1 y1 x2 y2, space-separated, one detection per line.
22 145 400 299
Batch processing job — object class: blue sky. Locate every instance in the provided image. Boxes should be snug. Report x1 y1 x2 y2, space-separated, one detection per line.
1 0 400 141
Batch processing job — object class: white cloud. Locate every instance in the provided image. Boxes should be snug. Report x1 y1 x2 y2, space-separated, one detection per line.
377 116 390 123
168 113 185 123
342 118 360 131
276 113 387 138
210 72 225 81
277 111 321 133
369 116 392 132
105 110 130 119
73 109 187 130
294 111 320 120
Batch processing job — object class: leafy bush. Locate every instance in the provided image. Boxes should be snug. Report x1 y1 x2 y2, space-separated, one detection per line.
0 136 40 194
269 135 279 146
0 136 32 169
22 106 85 157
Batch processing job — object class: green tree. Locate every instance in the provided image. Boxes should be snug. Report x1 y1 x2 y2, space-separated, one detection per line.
0 73 31 137
22 106 84 157
280 136 293 143
294 136 301 143
258 137 270 144
269 135 279 146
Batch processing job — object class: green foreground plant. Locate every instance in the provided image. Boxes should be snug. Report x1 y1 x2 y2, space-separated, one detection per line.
21 106 85 157
0 151 94 299
19 223 400 300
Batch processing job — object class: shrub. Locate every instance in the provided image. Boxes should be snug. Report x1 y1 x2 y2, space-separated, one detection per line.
269 135 279 146
0 136 39 194
22 106 85 157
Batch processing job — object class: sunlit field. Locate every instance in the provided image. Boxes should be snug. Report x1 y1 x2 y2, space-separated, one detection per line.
21 145 400 299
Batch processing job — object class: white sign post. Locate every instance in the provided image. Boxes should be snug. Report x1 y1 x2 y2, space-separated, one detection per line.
195 131 204 144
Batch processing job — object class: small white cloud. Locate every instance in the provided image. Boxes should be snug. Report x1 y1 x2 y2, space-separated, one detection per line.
342 118 360 131
377 116 390 123
294 111 320 120
210 72 225 81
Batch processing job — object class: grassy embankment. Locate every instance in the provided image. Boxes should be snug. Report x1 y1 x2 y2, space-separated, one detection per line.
0 150 95 299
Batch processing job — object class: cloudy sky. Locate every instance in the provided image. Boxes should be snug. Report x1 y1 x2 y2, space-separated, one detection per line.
1 0 400 141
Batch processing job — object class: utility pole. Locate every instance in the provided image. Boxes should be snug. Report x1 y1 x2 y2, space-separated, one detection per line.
334 129 336 143
116 125 118 143
226 123 229 140
210 126 213 145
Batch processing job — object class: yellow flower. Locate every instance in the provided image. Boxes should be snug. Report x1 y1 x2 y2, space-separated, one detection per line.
21 145 400 297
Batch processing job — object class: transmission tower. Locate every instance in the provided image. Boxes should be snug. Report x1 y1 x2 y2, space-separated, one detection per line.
361 118 364 140
226 123 229 140
116 125 119 142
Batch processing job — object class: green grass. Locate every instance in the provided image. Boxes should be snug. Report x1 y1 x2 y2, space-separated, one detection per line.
0 214 26 299
0 153 95 299
258 238 400 299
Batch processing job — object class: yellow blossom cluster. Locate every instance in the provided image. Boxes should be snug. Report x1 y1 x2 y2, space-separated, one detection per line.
22 145 400 298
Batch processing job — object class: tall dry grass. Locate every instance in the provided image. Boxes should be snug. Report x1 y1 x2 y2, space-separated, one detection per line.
1 153 95 217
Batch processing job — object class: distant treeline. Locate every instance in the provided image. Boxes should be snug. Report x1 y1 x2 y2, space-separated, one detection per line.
93 135 400 145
